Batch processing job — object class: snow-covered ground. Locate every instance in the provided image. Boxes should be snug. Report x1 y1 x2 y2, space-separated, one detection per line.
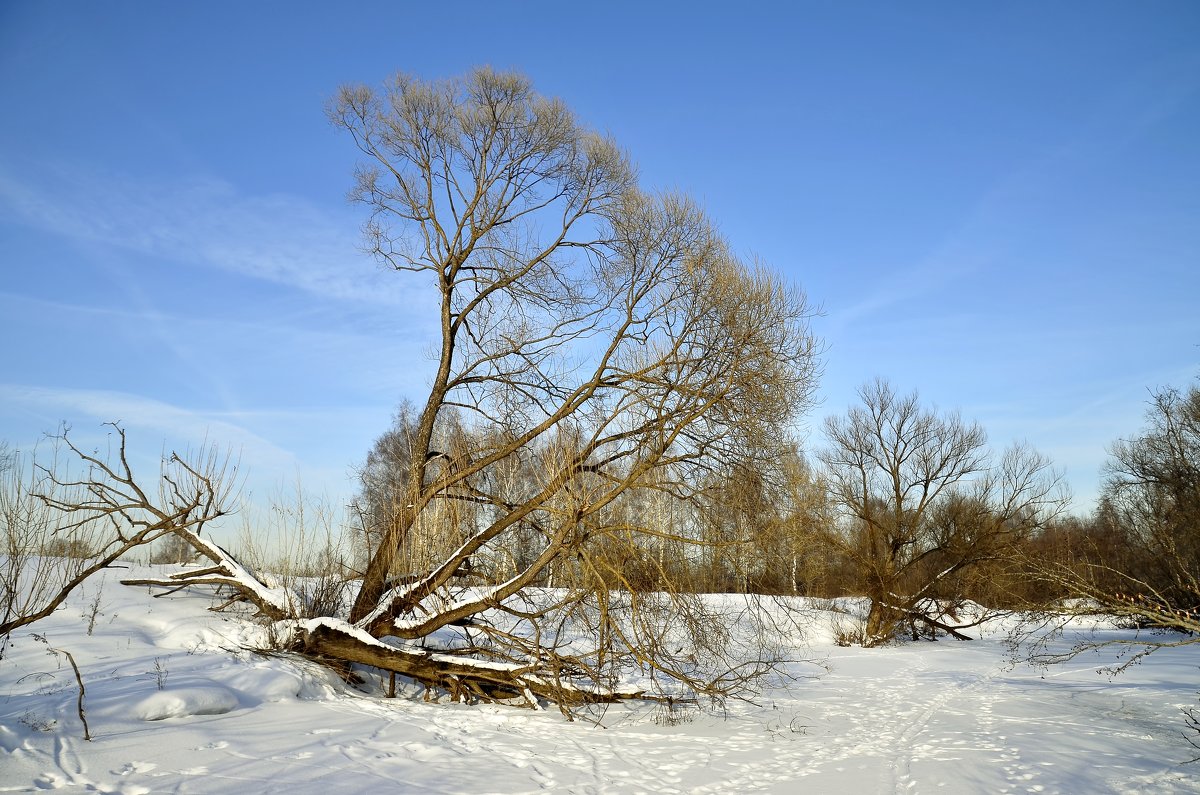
1 566 1196 793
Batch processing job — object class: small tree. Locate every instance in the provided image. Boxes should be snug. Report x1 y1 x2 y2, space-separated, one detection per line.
819 379 1064 645
1 427 253 643
691 446 831 595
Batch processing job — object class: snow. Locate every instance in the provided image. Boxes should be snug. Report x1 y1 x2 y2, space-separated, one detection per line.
134 686 240 721
0 565 1196 793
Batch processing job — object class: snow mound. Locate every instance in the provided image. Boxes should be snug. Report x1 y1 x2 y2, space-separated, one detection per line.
223 665 306 702
134 685 240 721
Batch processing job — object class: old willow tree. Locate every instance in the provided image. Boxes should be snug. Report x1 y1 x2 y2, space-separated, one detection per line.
10 69 814 711
299 68 821 705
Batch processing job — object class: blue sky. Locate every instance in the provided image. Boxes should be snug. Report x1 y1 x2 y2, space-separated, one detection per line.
1 1 1197 519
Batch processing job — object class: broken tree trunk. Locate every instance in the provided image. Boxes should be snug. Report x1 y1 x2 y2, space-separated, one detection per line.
122 528 293 620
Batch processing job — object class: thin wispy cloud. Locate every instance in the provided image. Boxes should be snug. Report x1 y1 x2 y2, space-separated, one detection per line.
0 163 416 307
830 49 1200 335
0 384 297 473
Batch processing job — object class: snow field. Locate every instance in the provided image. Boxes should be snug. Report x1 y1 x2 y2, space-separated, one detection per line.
0 566 1196 793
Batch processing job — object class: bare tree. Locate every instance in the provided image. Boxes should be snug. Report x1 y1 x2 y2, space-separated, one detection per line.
277 67 820 707
819 379 1064 645
1102 379 1200 613
749 450 834 596
1007 379 1200 755
1015 378 1200 658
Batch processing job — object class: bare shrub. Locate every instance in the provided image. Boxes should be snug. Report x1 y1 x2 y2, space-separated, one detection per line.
234 483 351 620
2 438 104 646
832 617 867 647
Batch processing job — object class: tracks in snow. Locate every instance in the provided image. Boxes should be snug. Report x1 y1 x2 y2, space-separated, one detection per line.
4 642 1191 794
